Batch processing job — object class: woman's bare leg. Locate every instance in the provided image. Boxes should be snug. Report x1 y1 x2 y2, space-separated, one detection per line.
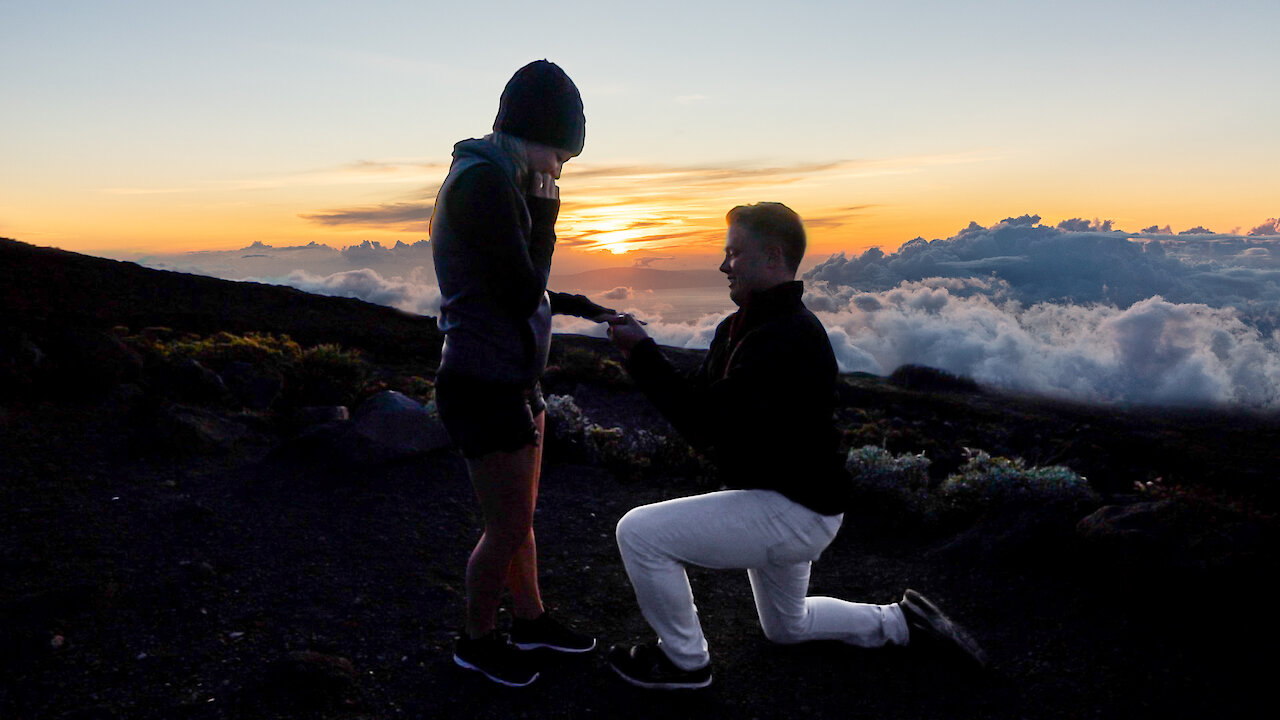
505 412 546 620
463 426 542 638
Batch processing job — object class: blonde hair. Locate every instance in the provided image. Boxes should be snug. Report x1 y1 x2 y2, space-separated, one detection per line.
726 202 807 273
485 132 531 184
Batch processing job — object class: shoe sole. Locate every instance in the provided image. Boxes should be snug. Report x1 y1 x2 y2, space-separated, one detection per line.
607 661 712 690
902 591 988 668
513 638 598 653
452 653 540 687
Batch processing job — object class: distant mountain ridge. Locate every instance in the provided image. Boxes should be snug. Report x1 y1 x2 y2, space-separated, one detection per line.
0 237 441 363
553 267 725 291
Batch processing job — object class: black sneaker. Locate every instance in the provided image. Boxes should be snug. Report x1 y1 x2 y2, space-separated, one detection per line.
606 643 712 689
453 632 540 687
510 612 597 653
899 589 988 669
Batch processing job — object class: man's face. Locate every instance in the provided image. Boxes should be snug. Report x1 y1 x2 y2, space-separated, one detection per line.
719 225 776 306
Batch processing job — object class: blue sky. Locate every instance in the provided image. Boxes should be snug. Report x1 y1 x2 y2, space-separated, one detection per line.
2 0 1277 259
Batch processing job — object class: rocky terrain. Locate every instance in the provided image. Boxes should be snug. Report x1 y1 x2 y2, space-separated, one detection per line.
2 237 1277 719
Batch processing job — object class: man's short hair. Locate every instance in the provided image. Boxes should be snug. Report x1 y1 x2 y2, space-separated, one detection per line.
726 202 806 273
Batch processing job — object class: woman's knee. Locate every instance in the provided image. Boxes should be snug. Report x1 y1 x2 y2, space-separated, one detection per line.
483 514 534 549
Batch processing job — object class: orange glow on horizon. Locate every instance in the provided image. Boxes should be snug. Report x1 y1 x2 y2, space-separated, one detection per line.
6 154 1274 263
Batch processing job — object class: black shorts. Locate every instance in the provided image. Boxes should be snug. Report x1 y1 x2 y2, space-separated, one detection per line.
435 371 546 459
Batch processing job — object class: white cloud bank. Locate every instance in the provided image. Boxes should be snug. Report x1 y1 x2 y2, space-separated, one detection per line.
251 267 442 318
811 280 1280 407
802 215 1280 408
138 216 1280 408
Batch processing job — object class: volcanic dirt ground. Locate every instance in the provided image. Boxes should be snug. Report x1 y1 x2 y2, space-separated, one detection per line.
2 382 1274 720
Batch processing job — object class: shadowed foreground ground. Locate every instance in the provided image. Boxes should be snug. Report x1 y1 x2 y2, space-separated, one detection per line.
1 399 1272 720
2 237 1275 718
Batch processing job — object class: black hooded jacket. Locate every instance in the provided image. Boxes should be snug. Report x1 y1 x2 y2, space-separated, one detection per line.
430 138 607 383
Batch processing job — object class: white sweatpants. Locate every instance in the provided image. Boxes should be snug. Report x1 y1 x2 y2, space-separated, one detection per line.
615 489 909 670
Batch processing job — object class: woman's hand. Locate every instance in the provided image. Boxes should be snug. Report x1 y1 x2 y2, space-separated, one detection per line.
606 313 650 359
528 172 559 200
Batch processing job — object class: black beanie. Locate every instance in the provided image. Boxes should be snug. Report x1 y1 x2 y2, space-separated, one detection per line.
493 60 586 155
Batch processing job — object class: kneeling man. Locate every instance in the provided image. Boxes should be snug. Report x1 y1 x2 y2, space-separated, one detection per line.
605 202 985 689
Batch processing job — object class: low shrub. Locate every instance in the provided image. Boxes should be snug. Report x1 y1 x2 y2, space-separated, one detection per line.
845 445 934 515
131 330 303 370
939 448 1097 515
124 330 374 409
545 346 631 388
293 344 370 406
845 445 1097 523
544 394 713 481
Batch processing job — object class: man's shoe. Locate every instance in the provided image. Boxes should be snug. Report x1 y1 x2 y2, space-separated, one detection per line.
606 643 712 689
510 612 597 653
453 632 540 687
899 589 988 669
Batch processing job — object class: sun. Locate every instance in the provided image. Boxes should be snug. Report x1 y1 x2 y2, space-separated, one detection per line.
560 202 686 255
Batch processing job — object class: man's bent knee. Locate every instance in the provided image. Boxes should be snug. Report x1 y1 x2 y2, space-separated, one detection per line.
759 617 807 645
615 504 660 555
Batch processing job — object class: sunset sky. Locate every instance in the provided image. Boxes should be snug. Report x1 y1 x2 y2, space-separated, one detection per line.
3 0 1277 268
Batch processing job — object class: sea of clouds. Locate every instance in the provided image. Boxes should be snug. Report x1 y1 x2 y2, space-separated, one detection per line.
557 214 1280 408
799 215 1280 408
140 215 1280 408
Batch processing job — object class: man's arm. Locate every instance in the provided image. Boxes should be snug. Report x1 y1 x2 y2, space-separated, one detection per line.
612 318 777 453
548 291 615 321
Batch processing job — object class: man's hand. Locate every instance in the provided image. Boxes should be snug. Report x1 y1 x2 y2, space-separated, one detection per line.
528 172 559 199
606 313 649 358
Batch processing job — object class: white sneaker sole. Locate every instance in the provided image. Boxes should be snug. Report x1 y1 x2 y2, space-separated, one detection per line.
512 638 598 653
453 653 540 687
608 662 712 690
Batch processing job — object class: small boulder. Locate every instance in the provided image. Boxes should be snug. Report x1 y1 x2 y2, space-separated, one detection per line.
153 404 250 454
1076 498 1270 573
221 361 283 410
295 405 350 428
40 324 142 397
164 358 229 405
343 390 449 463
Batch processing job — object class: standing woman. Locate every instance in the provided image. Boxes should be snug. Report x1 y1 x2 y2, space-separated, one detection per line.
431 60 613 687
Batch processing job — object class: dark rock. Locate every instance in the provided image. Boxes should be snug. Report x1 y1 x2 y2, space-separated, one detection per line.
104 382 145 412
295 405 350 427
221 360 283 410
1076 499 1271 573
279 392 448 466
39 324 142 397
163 358 229 405
932 503 1091 566
0 327 42 400
345 390 449 463
153 404 250 454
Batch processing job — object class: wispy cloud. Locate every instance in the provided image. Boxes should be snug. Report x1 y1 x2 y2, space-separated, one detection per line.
293 152 985 249
300 202 432 231
98 159 443 196
548 155 980 254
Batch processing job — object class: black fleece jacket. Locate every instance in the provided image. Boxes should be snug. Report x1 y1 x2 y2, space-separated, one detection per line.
431 138 609 383
624 281 849 515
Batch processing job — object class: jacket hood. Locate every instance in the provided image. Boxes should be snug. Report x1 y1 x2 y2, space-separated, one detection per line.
450 138 520 188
